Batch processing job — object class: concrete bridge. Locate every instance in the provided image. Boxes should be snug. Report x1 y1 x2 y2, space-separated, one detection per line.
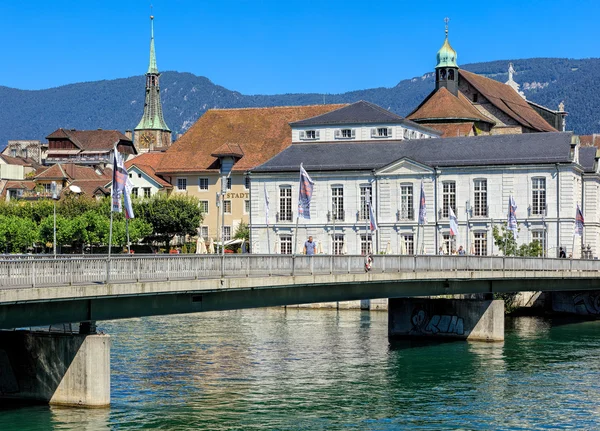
0 254 599 407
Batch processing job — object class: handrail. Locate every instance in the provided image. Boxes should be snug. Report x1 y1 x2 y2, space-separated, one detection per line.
0 254 595 290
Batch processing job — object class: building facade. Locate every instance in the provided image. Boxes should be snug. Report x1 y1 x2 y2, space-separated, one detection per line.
133 16 172 153
250 132 598 259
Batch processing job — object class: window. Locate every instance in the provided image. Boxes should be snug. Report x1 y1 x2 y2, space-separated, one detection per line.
474 232 487 256
335 129 355 139
199 200 209 213
177 178 187 191
244 200 250 214
10 149 16 157
333 234 345 255
138 173 142 178
403 129 410 139
128 173 133 178
131 188 139 198
442 181 456 218
43 183 52 193
532 230 546 256
222 226 231 242
532 178 546 215
227 177 232 190
473 179 487 217
224 200 232 214
198 177 209 190
300 130 319 140
372 127 392 138
143 188 151 198
331 186 344 221
403 234 414 255
279 186 293 221
359 185 372 220
360 234 373 255
473 93 478 103
280 234 293 254
442 233 455 254
245 176 250 190
400 184 414 220
199 226 209 238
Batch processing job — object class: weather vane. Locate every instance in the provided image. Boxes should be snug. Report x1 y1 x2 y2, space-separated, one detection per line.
444 17 449 35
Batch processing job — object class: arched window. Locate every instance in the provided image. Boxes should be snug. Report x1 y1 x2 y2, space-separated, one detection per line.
439 69 447 80
448 69 455 80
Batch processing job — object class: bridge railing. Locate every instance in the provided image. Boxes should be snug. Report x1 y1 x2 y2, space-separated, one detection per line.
0 254 598 289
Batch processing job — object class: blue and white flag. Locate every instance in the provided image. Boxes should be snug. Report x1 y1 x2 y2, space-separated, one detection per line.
449 206 459 237
369 202 378 232
575 204 584 236
264 183 270 226
507 195 517 238
418 182 427 225
297 163 314 219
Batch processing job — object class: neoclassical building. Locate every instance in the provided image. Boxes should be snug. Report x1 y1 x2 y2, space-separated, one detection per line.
250 132 599 259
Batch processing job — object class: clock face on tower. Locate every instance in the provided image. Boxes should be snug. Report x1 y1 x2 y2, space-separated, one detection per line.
139 132 156 149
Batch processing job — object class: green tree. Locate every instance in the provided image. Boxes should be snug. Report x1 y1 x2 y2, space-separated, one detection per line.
0 215 38 253
492 223 519 256
233 221 249 240
135 194 203 247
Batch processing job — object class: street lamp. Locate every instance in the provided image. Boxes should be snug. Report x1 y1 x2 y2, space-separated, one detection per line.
51 183 81 257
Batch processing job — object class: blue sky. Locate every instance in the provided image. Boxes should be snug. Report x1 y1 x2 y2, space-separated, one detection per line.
0 0 596 94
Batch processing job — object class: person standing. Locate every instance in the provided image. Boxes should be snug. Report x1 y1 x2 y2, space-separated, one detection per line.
457 246 466 255
559 247 566 258
304 236 316 256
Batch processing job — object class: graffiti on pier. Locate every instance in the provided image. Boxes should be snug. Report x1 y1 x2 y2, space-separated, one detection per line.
573 293 600 315
410 308 465 336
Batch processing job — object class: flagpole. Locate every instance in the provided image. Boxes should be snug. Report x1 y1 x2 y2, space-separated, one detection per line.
126 217 130 254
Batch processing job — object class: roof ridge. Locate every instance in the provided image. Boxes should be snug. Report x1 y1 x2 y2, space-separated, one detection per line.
206 103 347 112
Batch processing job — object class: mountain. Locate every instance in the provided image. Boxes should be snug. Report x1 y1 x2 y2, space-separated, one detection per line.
0 57 598 149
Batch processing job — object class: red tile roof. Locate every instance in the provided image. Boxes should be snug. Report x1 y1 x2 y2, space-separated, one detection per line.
46 128 135 152
579 135 600 147
407 87 493 124
458 70 556 132
157 104 347 174
125 151 172 188
211 143 244 159
423 122 476 138
35 163 112 182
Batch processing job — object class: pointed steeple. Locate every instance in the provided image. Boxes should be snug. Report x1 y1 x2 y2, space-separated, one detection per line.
148 16 158 75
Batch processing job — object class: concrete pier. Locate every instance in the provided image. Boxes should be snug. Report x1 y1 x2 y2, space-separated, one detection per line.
388 298 504 341
0 331 110 407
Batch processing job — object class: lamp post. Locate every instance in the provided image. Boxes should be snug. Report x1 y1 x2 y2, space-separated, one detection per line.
51 181 58 257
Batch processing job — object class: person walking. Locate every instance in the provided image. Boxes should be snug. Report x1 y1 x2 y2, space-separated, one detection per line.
303 236 316 256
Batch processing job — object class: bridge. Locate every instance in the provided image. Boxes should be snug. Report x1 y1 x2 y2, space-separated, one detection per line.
0 254 599 407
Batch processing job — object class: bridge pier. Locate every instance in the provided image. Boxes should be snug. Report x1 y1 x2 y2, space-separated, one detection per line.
388 298 504 341
0 329 110 407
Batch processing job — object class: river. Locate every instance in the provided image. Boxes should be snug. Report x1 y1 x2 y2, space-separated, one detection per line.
1 308 599 430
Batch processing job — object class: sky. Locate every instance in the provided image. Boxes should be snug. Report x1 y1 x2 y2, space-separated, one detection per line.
0 0 597 95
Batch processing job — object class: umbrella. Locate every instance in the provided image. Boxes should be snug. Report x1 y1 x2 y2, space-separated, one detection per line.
401 237 407 255
317 240 323 254
442 241 448 255
341 241 347 255
196 237 207 254
208 238 215 254
241 239 248 254
274 239 279 254
385 241 392 255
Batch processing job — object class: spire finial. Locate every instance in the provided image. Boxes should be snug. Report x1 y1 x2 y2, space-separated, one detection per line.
444 17 449 36
147 12 158 74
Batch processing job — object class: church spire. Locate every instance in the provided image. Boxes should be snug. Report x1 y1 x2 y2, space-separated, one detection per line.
435 18 459 96
148 15 158 75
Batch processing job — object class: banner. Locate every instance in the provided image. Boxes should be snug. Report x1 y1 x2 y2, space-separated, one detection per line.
297 163 314 219
574 204 584 236
369 202 378 232
111 148 127 213
264 183 270 226
418 182 427 225
449 206 459 237
507 195 517 238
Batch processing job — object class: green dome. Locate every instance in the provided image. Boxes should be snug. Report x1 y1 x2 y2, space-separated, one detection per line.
436 35 458 69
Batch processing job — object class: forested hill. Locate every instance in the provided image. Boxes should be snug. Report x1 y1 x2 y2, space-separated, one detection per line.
0 57 598 149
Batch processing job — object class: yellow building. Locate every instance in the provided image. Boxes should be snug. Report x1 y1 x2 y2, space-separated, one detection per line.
156 104 345 243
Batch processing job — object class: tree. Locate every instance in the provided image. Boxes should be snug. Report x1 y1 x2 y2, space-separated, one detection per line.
0 215 38 253
233 221 249 240
135 194 203 247
492 223 519 256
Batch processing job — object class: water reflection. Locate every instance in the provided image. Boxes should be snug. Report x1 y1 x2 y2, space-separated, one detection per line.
1 311 599 430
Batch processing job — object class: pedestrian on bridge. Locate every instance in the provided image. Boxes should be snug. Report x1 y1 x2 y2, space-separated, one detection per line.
304 236 316 256
458 246 466 255
559 247 566 258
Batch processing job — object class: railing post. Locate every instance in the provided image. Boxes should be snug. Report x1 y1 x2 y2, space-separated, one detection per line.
106 258 111 284
246 255 250 277
292 255 295 276
269 255 272 276
413 255 417 273
382 255 386 273
330 254 333 274
69 260 73 285
347 255 350 274
137 258 141 282
32 261 35 288
220 255 225 278
167 258 171 281
310 256 314 275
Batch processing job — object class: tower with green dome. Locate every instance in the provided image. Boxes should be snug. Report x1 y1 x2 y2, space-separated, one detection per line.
134 15 172 153
435 18 459 96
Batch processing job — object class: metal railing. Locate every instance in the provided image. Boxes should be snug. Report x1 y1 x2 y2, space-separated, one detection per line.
0 254 598 290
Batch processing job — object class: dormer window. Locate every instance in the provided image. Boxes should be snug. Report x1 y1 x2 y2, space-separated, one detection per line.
335 129 356 139
299 130 319 140
371 127 392 138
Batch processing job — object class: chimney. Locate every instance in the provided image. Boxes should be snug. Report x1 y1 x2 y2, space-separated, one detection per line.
97 128 102 131
125 130 133 140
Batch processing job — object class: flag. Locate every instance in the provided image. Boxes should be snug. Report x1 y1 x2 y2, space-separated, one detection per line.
123 176 135 219
449 206 459 237
368 202 378 232
111 148 127 213
575 204 584 236
297 163 314 219
264 183 270 226
418 182 427 225
507 195 517 238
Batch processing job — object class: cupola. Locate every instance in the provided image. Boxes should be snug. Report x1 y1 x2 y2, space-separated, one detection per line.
435 18 459 96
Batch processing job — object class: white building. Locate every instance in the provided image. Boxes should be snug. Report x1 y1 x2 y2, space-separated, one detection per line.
250 132 598 258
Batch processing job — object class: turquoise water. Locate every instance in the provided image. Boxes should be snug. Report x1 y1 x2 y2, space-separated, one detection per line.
1 309 599 430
